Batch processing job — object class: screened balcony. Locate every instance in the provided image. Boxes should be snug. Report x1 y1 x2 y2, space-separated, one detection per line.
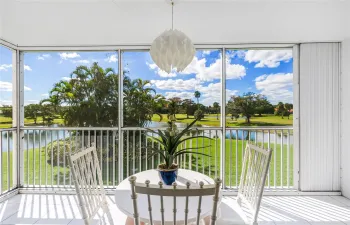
0 0 350 224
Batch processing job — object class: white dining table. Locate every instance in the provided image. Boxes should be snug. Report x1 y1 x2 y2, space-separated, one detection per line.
115 169 218 224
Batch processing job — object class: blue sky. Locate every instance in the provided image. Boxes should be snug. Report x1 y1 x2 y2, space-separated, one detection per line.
0 45 293 107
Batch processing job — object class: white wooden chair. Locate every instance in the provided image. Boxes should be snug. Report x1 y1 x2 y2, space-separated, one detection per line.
129 177 222 225
69 143 112 225
217 143 272 225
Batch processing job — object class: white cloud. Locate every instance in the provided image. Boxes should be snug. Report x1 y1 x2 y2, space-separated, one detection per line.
164 92 194 100
150 79 202 91
0 64 12 71
245 50 292 68
62 77 72 81
41 93 49 97
26 100 39 104
0 81 31 91
58 52 80 60
0 100 12 106
24 65 32 71
201 50 212 57
227 50 246 60
255 73 293 103
197 82 239 106
37 54 51 60
180 57 246 81
72 59 90 64
106 54 118 63
162 82 239 106
146 62 177 78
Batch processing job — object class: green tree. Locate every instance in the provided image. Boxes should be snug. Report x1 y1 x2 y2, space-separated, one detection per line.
167 97 181 119
1 106 12 118
194 91 201 106
45 63 158 127
226 92 258 124
255 95 274 116
24 104 41 124
181 99 196 119
213 102 220 120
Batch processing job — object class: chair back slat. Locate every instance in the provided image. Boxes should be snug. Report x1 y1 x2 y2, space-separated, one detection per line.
145 181 153 225
159 181 165 225
129 177 221 225
173 182 177 225
184 182 190 225
237 143 272 225
69 143 108 225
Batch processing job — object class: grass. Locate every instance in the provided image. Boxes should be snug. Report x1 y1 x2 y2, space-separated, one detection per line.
1 136 292 190
0 115 64 128
152 114 293 127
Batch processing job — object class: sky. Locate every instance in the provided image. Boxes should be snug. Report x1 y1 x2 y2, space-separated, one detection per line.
0 45 293 107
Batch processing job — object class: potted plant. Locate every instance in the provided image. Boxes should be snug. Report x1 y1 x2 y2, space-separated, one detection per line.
146 116 211 185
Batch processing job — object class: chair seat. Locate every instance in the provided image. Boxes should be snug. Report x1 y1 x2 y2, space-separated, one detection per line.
216 198 253 225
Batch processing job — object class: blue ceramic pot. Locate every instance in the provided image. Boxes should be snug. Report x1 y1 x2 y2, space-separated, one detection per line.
158 168 178 185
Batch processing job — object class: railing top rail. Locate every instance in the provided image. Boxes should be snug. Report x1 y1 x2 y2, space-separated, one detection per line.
21 126 293 131
0 128 17 132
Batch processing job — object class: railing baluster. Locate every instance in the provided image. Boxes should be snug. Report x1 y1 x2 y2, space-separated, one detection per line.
127 131 130 176
63 130 66 187
267 130 270 188
235 130 238 187
202 132 205 175
229 130 232 189
27 130 29 186
281 129 283 188
133 130 136 174
45 130 48 187
196 130 199 172
106 130 109 186
100 130 103 182
57 130 60 186
287 129 290 188
39 130 41 187
145 130 148 170
69 130 72 187
7 131 10 191
274 129 277 188
209 130 211 177
33 130 35 187
113 130 116 187
139 130 142 172
0 131 2 193
215 130 218 178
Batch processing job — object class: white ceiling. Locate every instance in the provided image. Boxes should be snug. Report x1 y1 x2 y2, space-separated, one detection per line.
1 0 349 46
11 0 350 2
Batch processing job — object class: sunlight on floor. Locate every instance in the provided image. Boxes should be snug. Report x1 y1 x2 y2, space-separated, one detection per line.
0 194 349 225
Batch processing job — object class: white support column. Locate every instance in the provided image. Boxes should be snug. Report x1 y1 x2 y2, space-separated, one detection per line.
293 45 300 190
12 50 24 187
118 49 124 183
220 48 226 188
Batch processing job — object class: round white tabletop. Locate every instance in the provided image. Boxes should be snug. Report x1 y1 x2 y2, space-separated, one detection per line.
115 169 216 224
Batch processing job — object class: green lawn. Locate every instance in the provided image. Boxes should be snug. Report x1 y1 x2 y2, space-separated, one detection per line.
0 115 64 128
152 114 293 127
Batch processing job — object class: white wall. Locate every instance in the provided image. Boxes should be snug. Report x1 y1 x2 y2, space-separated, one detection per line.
341 1 350 198
1 0 347 46
300 43 341 191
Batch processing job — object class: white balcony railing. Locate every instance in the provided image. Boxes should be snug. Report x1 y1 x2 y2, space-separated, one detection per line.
0 126 293 194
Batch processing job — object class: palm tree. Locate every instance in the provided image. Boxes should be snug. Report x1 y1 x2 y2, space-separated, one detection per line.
194 91 201 107
213 102 220 120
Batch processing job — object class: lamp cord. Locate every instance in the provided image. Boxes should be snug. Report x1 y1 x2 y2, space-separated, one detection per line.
171 1 174 30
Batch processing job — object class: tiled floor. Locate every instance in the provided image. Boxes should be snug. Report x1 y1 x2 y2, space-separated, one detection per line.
0 194 349 225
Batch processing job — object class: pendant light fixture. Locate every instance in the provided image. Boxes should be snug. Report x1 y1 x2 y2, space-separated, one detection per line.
150 0 196 74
